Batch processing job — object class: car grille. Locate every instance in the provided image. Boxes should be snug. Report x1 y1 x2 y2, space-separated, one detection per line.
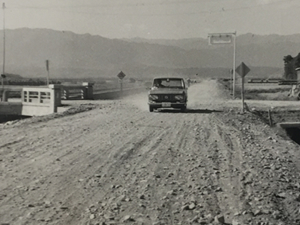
156 94 177 102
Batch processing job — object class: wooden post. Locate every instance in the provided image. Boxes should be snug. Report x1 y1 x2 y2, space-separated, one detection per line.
46 60 50 86
47 70 50 86
241 76 245 112
268 108 273 126
117 71 126 93
233 32 236 99
120 79 123 92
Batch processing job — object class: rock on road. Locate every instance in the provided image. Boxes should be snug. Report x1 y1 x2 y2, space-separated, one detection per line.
1 79 300 225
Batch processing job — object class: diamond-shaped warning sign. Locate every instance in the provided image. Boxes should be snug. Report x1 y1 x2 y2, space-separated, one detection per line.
235 62 250 77
117 71 126 80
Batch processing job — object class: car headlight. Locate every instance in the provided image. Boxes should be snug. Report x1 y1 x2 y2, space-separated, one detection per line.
149 95 158 100
175 95 184 100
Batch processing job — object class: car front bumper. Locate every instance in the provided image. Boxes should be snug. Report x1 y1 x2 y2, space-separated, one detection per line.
148 102 186 109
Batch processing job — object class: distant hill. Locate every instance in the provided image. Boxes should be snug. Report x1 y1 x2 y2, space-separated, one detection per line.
124 33 300 51
0 28 297 79
124 33 300 69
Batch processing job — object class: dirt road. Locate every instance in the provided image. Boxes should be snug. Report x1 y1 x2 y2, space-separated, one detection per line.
1 80 300 225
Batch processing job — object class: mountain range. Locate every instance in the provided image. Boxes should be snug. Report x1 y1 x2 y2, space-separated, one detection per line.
0 28 299 80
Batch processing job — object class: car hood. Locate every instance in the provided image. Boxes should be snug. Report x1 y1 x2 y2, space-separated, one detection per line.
149 88 186 95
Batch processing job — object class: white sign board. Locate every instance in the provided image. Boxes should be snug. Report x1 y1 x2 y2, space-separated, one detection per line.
208 33 233 45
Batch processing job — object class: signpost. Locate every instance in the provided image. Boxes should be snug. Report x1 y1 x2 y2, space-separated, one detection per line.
46 60 50 86
1 74 5 98
117 71 126 92
208 32 236 99
2 3 5 96
235 62 250 112
2 3 5 82
1 74 5 88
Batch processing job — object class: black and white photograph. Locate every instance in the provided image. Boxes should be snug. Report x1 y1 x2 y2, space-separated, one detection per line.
1 0 300 224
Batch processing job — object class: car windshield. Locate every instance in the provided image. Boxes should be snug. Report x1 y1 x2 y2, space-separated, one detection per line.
153 79 184 88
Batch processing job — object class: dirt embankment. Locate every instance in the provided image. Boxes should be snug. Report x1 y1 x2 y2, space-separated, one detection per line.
1 79 300 225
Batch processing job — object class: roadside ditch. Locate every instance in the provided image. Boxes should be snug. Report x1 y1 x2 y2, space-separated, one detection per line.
251 109 300 145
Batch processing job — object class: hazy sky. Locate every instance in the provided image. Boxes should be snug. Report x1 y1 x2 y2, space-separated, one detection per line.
3 0 300 39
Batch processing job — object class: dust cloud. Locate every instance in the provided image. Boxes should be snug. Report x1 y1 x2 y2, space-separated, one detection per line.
123 91 149 111
123 79 229 111
187 79 229 109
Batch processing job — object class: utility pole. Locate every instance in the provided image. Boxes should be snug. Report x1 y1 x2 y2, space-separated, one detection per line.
46 60 50 85
232 31 236 99
1 2 5 90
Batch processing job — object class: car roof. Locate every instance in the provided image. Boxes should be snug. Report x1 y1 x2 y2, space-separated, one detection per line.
153 77 184 80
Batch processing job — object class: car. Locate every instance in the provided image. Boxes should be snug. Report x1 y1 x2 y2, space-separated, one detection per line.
148 77 188 112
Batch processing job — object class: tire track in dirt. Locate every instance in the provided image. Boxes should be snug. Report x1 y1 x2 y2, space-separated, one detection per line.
186 115 224 221
2 79 300 224
77 112 212 224
211 116 246 221
0 103 156 224
90 115 182 222
31 109 175 224
148 116 193 224
41 112 163 224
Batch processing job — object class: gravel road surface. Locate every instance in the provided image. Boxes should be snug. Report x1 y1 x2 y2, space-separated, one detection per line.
1 80 300 225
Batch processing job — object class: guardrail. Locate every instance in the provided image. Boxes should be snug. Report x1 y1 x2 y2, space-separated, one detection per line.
61 82 94 100
0 83 144 116
278 80 300 85
248 78 282 83
93 87 146 100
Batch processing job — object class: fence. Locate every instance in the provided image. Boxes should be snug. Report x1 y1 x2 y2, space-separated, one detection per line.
61 82 94 100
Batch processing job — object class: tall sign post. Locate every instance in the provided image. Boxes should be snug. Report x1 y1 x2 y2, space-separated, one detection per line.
2 3 5 93
208 32 237 99
117 71 126 92
1 74 5 90
2 3 5 79
1 3 6 100
46 60 50 85
235 62 250 112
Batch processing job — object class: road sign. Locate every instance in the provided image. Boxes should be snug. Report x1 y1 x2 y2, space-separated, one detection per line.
235 62 250 77
208 33 233 45
208 32 236 99
117 71 126 80
235 62 250 112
